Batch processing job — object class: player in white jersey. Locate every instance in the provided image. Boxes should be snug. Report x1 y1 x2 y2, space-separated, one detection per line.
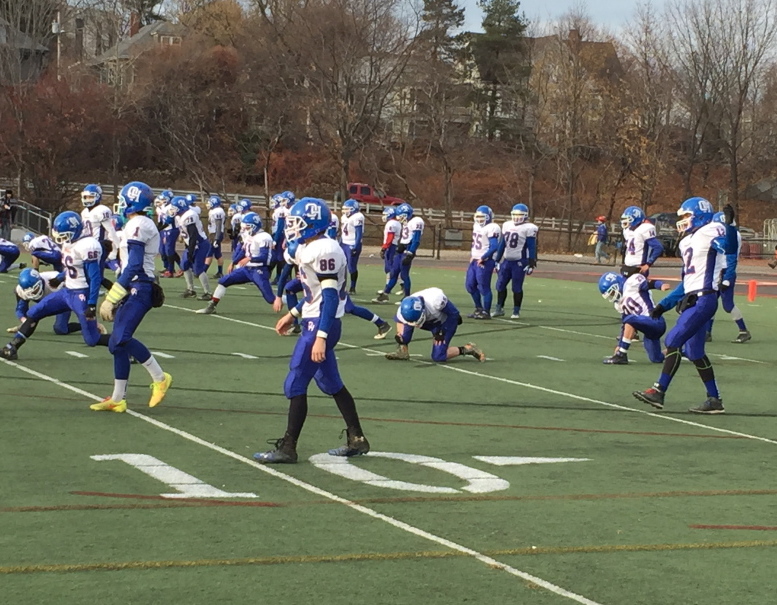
373 202 424 302
81 184 120 266
340 198 365 293
634 197 726 414
169 196 211 299
1 211 104 360
494 204 538 319
94 182 172 413
269 193 291 284
379 206 401 279
620 206 663 276
22 232 63 272
386 287 486 362
0 238 24 273
598 272 671 365
254 198 370 464
204 195 226 278
465 205 501 319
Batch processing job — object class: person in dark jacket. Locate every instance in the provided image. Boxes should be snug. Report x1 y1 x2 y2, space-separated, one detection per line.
595 216 610 264
0 190 15 240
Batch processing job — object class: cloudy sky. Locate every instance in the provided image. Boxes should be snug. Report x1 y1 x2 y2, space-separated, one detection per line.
460 0 668 32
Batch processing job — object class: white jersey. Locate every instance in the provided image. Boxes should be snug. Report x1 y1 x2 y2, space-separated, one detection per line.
404 287 449 326
383 218 401 245
61 237 102 289
341 211 365 246
0 238 17 248
623 222 657 267
207 207 226 236
81 204 118 248
27 234 60 254
616 273 656 317
297 237 347 319
178 208 207 243
123 215 159 280
471 222 501 260
679 221 726 293
16 270 62 301
245 231 273 266
327 213 340 239
501 221 538 261
272 207 289 236
400 216 425 246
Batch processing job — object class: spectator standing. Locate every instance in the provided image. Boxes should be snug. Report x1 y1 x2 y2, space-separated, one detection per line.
595 216 610 264
0 190 15 240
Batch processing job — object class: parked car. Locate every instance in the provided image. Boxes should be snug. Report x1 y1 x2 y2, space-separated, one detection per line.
346 183 406 206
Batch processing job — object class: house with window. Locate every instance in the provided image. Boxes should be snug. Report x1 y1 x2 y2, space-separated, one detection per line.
0 17 49 83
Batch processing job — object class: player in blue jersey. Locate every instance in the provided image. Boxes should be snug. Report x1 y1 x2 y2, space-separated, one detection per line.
633 197 726 414
386 287 486 362
94 181 172 412
465 205 501 319
373 203 424 303
620 206 663 276
23 232 63 272
254 198 370 463
705 207 751 344
598 271 670 364
340 199 364 294
1 212 104 360
494 204 538 319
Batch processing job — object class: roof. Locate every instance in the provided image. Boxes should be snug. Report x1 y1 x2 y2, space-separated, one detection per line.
91 20 186 64
530 32 624 81
0 17 49 53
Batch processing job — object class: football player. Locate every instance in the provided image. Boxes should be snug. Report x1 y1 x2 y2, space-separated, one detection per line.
494 203 538 319
169 196 212 300
1 211 104 360
633 197 726 414
380 206 401 281
270 192 291 285
254 197 370 463
204 195 226 278
155 190 182 278
81 184 120 268
0 238 24 273
340 198 364 294
22 232 63 272
706 208 751 344
373 202 424 303
95 181 172 413
598 271 670 365
465 205 501 319
620 206 663 277
197 212 275 315
386 287 485 362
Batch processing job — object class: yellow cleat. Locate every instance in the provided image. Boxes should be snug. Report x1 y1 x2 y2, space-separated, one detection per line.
148 372 173 408
90 398 127 413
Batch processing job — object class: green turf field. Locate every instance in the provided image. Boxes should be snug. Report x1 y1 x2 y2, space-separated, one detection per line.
1 259 776 605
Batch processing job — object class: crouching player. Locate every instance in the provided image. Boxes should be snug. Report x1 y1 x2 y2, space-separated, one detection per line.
598 271 670 365
255 198 370 463
386 287 486 362
22 232 63 272
95 181 172 412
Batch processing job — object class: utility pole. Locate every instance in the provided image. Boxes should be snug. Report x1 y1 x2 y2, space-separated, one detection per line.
52 10 62 80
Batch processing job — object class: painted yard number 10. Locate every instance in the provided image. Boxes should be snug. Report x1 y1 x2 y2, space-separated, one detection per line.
91 453 589 498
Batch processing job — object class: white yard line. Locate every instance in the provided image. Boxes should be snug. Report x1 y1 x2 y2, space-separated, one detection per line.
65 351 88 358
0 355 603 605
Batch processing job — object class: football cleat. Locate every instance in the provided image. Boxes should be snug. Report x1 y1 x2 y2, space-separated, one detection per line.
466 308 483 318
732 331 751 344
253 437 298 464
689 397 725 414
372 292 390 304
603 353 629 365
474 310 491 320
386 346 410 361
510 312 521 319
18 263 26 270
374 321 392 340
462 342 486 362
348 288 357 295
148 372 173 408
161 271 173 278
633 387 665 410
90 397 127 413
0 343 18 360
196 303 217 315
181 289 197 298
198 292 212 301
284 324 302 336
6 325 20 334
173 270 184 278
492 305 505 317
328 430 370 457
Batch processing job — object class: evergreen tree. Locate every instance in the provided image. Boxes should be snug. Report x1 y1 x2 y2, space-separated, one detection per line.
419 0 465 64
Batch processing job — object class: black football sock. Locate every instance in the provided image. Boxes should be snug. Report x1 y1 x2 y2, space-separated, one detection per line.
10 318 39 349
497 290 507 307
284 395 308 443
513 292 524 309
97 334 111 347
350 271 358 289
332 387 363 435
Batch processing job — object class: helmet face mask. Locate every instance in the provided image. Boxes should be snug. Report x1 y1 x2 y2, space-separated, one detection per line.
119 182 154 217
676 197 714 234
382 207 395 223
52 211 84 245
241 212 262 235
598 272 623 304
474 205 492 226
342 199 359 217
19 268 44 300
81 184 102 208
511 204 529 224
396 203 413 224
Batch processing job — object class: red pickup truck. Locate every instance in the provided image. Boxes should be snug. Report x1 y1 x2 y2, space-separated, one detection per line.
347 183 406 206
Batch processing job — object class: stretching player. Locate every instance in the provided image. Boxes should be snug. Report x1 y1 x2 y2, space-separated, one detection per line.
22 232 63 272
494 204 537 319
169 196 212 300
0 238 25 273
340 199 364 294
465 205 500 319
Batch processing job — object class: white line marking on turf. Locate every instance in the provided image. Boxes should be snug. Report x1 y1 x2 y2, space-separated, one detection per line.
0 357 603 605
231 352 258 360
65 351 88 358
537 355 565 362
710 353 765 364
151 351 175 359
163 304 777 446
474 456 590 466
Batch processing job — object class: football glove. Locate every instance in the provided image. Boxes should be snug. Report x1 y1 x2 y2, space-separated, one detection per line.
379 249 386 260
650 305 666 319
720 280 731 292
401 252 415 266
85 305 97 320
351 248 359 257
525 258 537 275
48 274 64 289
432 328 446 343
99 283 128 322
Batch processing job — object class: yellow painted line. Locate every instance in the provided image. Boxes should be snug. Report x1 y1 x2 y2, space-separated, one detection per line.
3 540 777 574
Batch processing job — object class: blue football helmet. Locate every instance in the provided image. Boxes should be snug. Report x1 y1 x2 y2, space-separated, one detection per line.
160 189 174 200
598 272 624 303
112 213 126 230
712 211 726 224
18 268 45 300
620 206 646 230
474 205 493 226
227 203 238 218
398 296 426 327
81 184 103 208
117 181 154 217
342 199 360 217
237 198 252 213
241 212 263 235
395 203 414 223
511 204 529 224
22 232 34 250
382 206 396 223
270 194 285 210
280 191 296 206
52 211 84 244
185 193 199 206
285 198 331 243
167 196 189 217
676 196 714 234
207 195 223 210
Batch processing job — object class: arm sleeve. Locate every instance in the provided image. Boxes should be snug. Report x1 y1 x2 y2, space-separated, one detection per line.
526 236 537 260
354 225 363 248
117 241 146 289
214 218 224 242
186 223 198 257
407 230 422 254
647 280 666 290
495 237 506 263
15 295 29 320
316 281 339 338
723 253 737 281
273 218 286 244
276 263 294 296
383 231 395 249
84 261 102 306
658 282 686 311
102 216 120 249
481 235 499 261
645 237 663 265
